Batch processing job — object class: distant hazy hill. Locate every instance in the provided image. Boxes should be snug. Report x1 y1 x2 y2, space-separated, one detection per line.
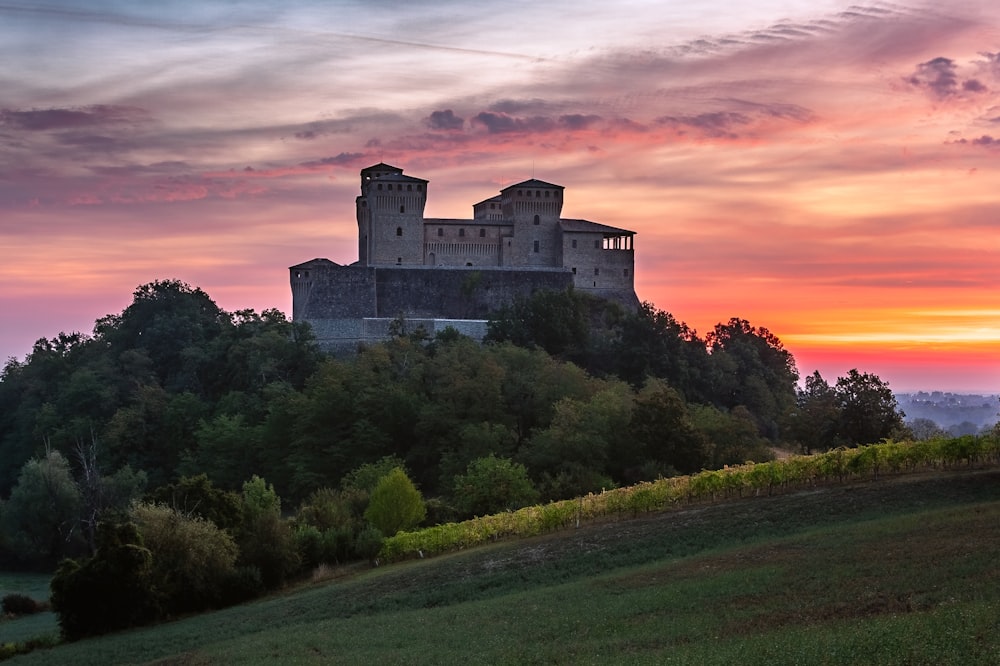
898 392 1000 434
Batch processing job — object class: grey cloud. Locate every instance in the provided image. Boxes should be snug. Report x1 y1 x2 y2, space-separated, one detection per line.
472 112 555 134
0 105 147 131
558 114 602 130
427 109 464 130
908 57 959 97
656 111 752 138
300 152 366 168
963 79 987 93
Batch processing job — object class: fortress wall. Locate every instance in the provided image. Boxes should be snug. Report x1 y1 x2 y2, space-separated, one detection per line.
373 266 575 320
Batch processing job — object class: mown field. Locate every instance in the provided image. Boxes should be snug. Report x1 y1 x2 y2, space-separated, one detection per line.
5 468 1000 665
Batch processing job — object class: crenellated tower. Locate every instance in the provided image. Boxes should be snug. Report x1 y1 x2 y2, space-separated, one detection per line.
356 163 427 266
500 179 564 267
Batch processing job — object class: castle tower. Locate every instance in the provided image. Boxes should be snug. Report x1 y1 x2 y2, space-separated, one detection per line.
500 179 564 267
356 163 427 266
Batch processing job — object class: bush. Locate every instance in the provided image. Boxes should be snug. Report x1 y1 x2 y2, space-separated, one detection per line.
131 502 239 615
218 565 264 607
364 468 426 537
354 524 384 562
50 522 160 640
2 593 44 616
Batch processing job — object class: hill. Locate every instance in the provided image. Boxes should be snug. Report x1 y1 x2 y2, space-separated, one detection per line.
9 467 1000 665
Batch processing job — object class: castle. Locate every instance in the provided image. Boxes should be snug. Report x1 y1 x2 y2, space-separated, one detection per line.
290 163 638 349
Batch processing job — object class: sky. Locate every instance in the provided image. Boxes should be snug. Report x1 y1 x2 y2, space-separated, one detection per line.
1 0 998 394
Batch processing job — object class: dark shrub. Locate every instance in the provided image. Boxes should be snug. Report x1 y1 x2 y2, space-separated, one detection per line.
218 565 264 607
2 593 43 616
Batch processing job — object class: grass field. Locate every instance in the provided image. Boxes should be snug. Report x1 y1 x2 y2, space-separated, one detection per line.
0 573 58 647
6 469 1000 664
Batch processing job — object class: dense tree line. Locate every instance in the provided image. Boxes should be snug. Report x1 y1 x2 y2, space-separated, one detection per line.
0 280 917 637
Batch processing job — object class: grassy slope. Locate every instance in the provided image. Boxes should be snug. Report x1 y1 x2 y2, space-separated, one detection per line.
10 469 1000 665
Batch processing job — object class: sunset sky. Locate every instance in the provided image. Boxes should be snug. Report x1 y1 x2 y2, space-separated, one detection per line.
2 0 998 393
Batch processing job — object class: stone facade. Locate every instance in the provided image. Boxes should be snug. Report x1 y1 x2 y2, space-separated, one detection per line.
291 163 638 350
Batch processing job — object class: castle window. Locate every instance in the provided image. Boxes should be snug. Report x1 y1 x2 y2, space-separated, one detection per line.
459 228 465 237
594 240 600 249
533 240 539 253
396 227 402 236
400 205 405 213
377 183 383 190
407 184 412 191
594 268 600 276
479 228 486 237
533 215 540 225
397 257 402 264
438 227 443 237
490 203 496 209
518 189 523 196
466 262 473 266
545 190 550 198
571 267 577 274
571 239 577 248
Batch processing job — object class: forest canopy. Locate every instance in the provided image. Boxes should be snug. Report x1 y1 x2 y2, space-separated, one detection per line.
1 281 909 574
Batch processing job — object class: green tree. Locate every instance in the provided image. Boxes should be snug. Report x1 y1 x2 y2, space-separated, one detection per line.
613 303 709 399
236 476 299 588
706 318 799 439
788 371 842 453
364 468 426 536
1 450 83 565
452 455 539 517
148 473 244 533
131 502 239 614
835 369 907 445
50 521 159 640
628 379 708 477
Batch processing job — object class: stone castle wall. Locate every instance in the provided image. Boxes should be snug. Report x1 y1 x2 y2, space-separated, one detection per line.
293 262 577 350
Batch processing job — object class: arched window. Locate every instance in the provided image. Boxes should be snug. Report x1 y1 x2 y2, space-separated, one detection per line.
533 215 540 226
407 184 412 191
396 227 402 236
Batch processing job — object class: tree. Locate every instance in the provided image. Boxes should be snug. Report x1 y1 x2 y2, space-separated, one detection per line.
628 379 708 477
364 468 426 536
236 476 299 588
131 502 239 615
452 455 539 517
706 318 799 439
788 371 842 453
50 521 159 640
148 473 244 533
0 450 83 565
612 303 709 399
908 417 946 441
835 369 907 445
